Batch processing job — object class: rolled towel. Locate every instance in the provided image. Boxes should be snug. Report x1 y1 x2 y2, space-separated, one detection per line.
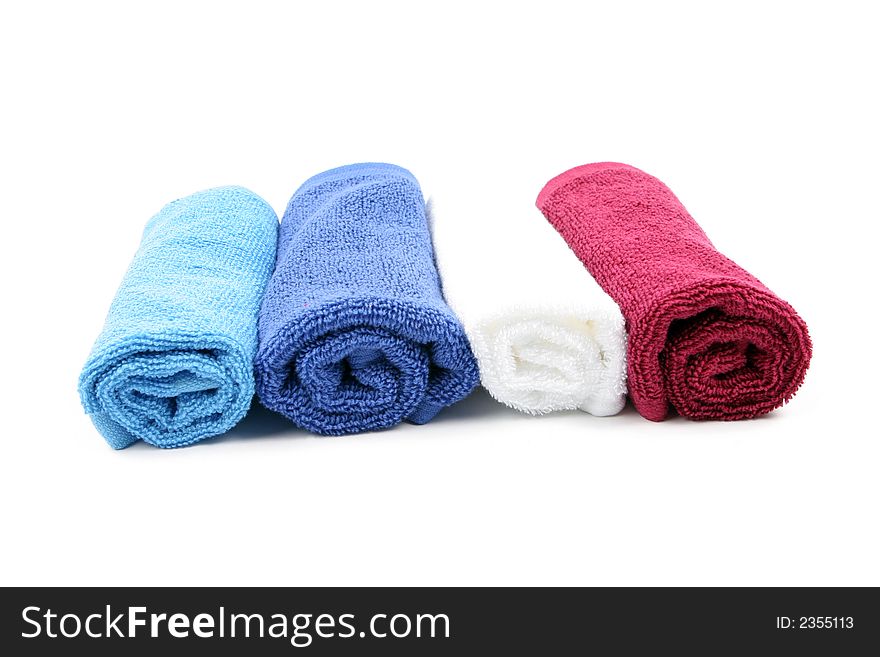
537 162 811 421
430 172 627 416
79 187 278 448
255 163 478 435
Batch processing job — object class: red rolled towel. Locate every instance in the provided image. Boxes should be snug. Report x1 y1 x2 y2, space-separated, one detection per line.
536 162 811 421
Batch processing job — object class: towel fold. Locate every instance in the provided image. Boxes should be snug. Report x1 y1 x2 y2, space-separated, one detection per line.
255 163 478 435
537 162 811 421
430 172 627 416
79 186 279 448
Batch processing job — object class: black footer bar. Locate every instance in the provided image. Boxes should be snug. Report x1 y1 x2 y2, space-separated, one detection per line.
2 587 876 654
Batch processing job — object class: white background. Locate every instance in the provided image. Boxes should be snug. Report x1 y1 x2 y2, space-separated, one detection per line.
1 0 877 586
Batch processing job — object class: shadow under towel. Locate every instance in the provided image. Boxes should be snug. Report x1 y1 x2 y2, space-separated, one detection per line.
79 187 279 448
537 162 811 421
255 163 478 435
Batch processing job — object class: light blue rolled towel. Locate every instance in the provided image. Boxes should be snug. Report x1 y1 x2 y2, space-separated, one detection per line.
79 186 278 448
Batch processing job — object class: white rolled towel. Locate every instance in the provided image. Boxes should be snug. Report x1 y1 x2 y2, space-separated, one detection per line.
428 170 627 416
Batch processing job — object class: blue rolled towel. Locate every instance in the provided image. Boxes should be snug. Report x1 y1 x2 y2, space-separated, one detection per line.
79 186 278 448
255 163 478 435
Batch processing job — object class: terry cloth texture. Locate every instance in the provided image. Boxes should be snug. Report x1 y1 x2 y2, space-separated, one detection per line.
255 163 478 435
537 162 811 421
79 187 279 448
430 171 627 416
